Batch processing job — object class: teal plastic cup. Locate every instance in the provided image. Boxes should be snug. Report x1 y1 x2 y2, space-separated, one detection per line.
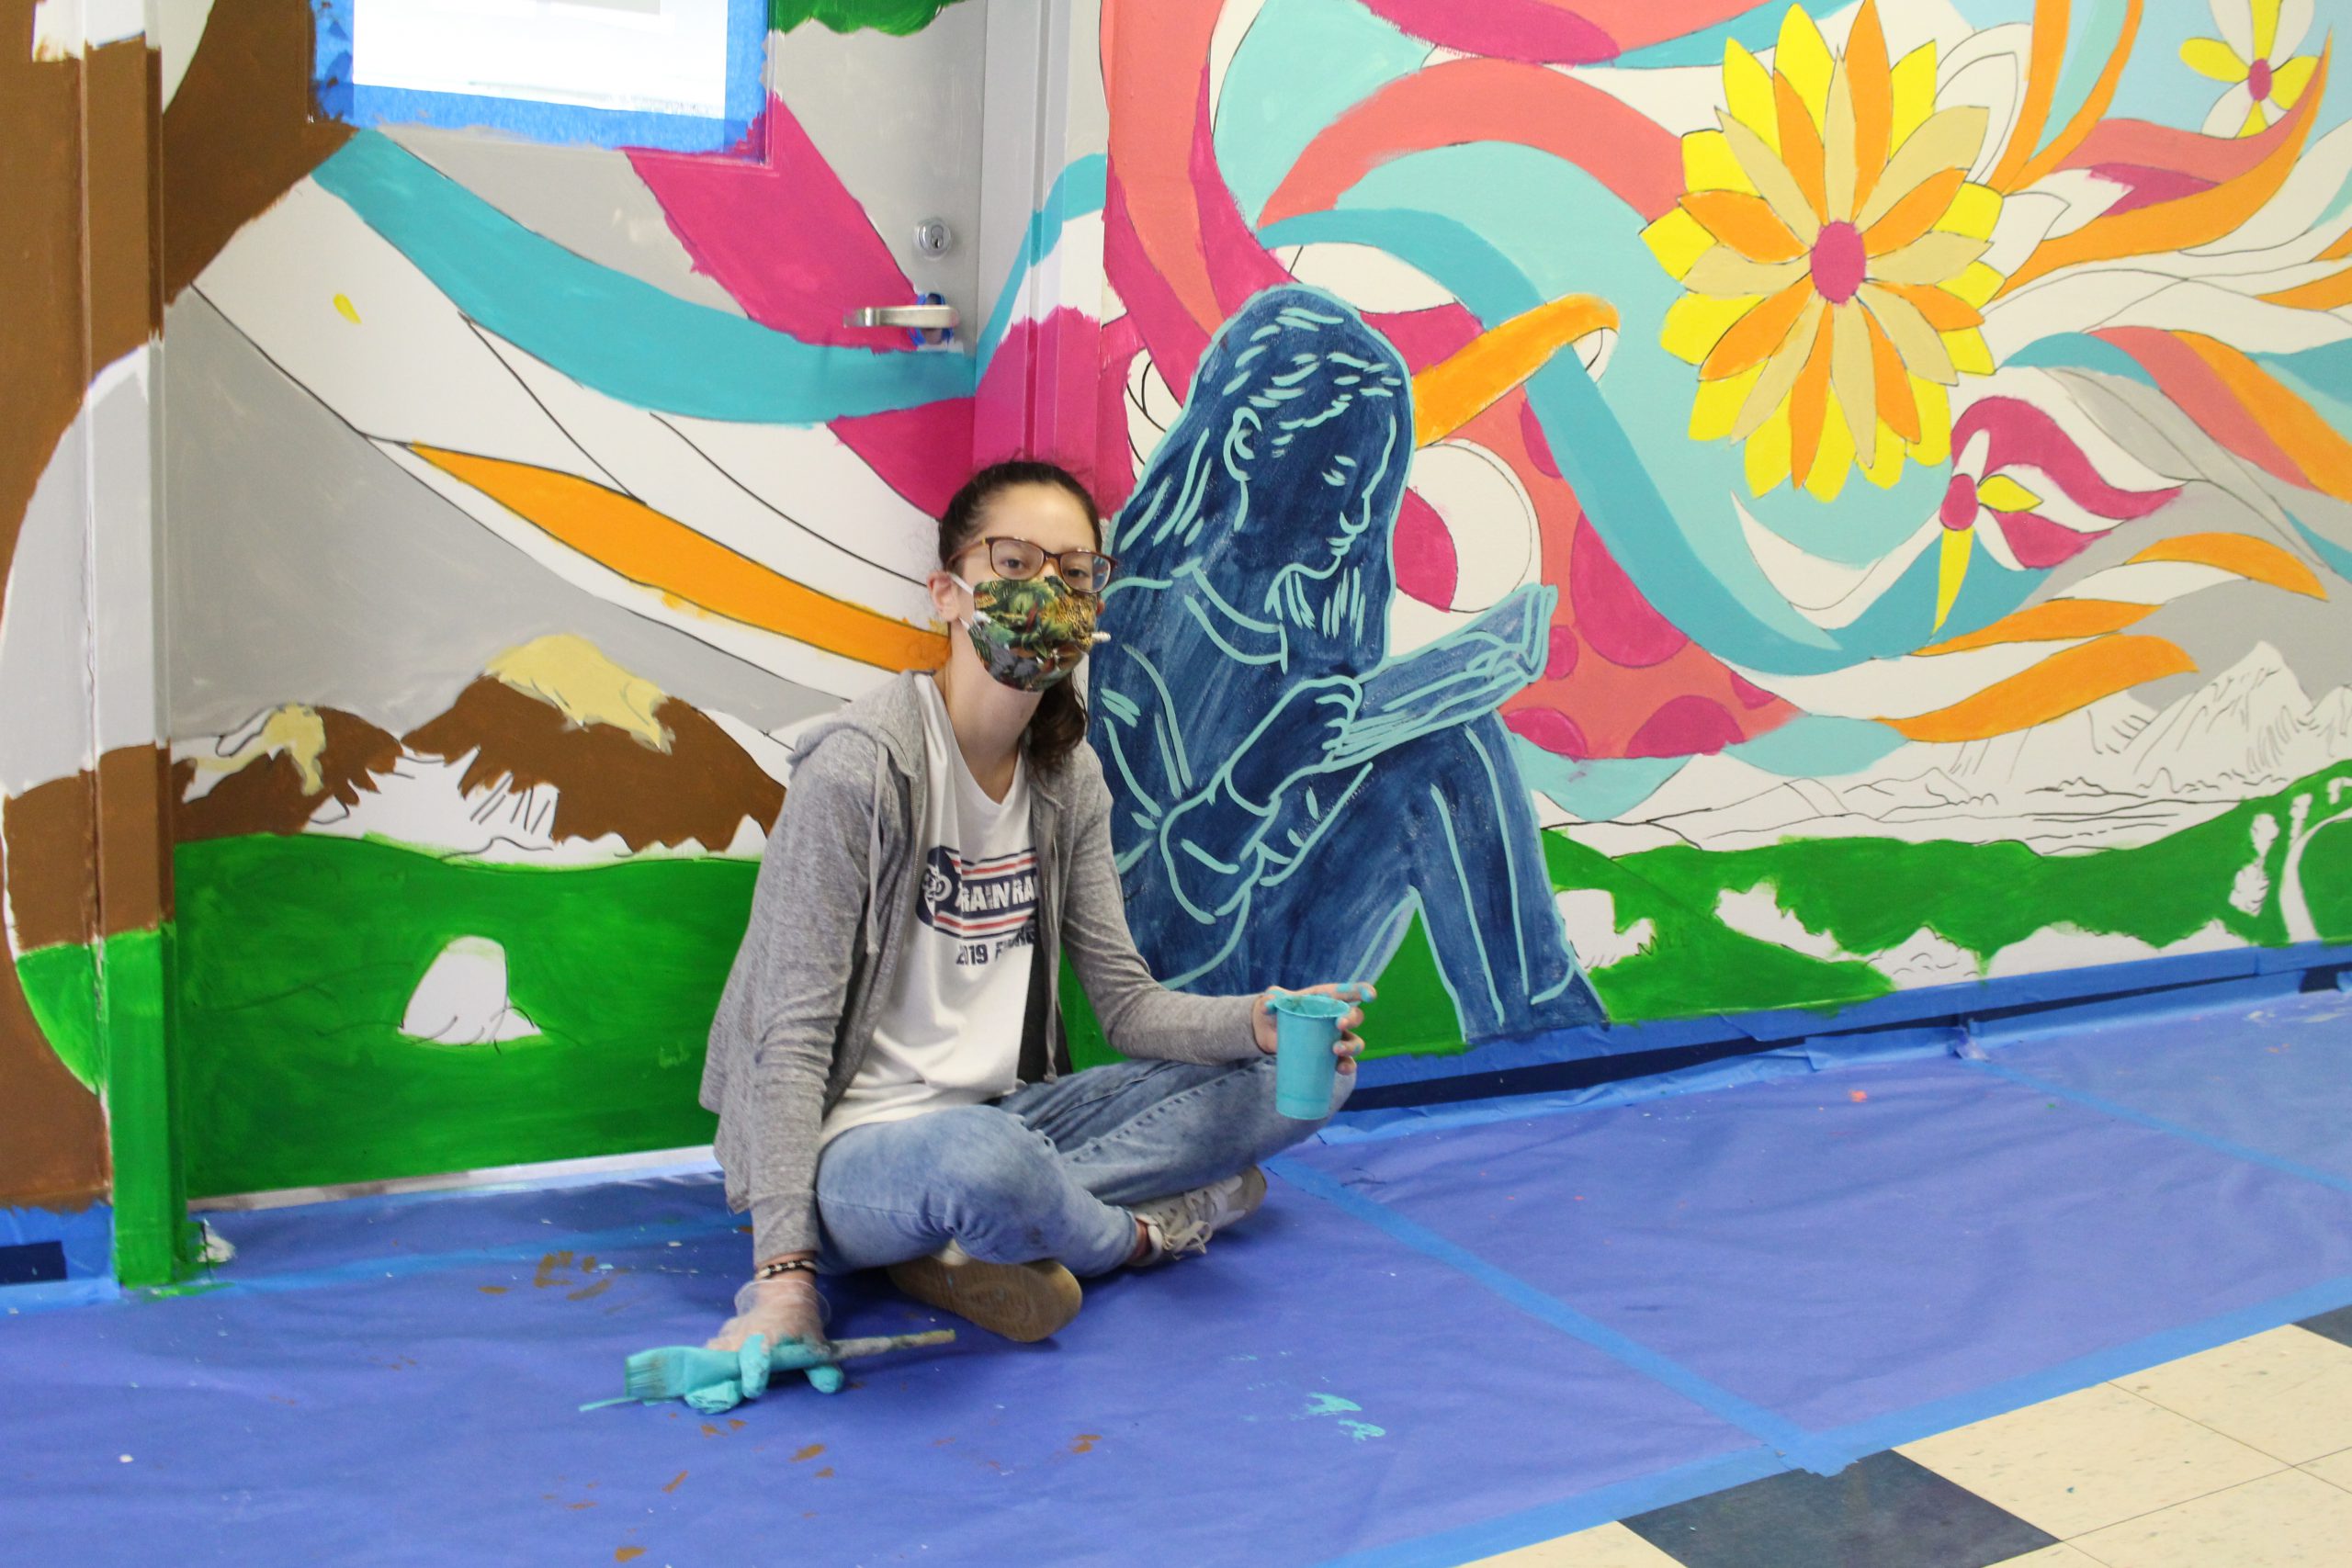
1269 991 1357 1120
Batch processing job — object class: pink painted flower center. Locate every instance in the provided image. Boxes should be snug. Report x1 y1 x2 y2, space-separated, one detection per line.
1939 473 1978 529
2250 57 2274 100
1810 220 1867 304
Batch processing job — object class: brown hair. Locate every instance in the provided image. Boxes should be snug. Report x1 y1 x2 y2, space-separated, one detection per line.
938 460 1103 768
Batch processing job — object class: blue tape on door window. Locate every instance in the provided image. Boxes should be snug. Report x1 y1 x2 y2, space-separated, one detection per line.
312 0 768 155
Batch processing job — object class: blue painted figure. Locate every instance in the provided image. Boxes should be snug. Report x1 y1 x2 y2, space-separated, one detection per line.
1090 287 1604 1041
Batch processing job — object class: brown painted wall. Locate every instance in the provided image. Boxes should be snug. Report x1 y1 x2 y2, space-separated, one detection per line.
160 0 351 302
0 1 139 1209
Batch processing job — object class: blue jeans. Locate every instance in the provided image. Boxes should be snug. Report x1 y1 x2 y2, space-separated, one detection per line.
814 1055 1348 1278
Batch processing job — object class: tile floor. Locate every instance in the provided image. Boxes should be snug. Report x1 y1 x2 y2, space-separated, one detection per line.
1465 1304 2352 1568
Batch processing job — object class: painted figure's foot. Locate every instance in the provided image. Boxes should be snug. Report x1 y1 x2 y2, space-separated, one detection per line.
1131 1165 1269 1265
887 1241 1083 1343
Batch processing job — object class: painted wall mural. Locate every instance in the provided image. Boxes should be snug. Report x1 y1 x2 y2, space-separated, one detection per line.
11 0 2352 1224
1095 288 1606 1041
2 0 1019 1204
1084 0 2352 1051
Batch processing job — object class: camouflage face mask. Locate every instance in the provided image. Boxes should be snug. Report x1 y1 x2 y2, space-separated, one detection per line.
953 572 1104 692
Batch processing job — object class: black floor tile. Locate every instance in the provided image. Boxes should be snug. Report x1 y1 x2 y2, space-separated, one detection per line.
1621 1450 2058 1568
2297 1303 2352 1349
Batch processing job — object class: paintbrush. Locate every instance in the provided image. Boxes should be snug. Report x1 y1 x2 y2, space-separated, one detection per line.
612 1329 958 1412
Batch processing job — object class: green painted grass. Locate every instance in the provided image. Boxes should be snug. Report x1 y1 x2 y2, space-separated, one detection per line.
15 761 2344 1197
770 0 969 36
17 929 172 1100
170 836 750 1198
18 940 104 1095
1614 767 2352 973
1542 834 1894 1022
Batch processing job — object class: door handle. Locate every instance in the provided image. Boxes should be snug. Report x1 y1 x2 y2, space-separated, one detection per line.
844 303 959 331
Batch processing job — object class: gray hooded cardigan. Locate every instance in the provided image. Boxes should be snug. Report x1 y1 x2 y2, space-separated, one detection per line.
700 671 1261 1259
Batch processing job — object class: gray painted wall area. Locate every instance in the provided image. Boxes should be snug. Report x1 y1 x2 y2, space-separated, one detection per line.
771 6 986 321
385 127 750 319
162 294 841 739
0 399 96 797
2053 371 2352 704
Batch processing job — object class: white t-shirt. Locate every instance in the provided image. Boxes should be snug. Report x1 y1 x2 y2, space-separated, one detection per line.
819 678 1039 1148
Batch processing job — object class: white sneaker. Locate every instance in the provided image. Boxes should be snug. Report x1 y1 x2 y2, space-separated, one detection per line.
1130 1166 1269 1265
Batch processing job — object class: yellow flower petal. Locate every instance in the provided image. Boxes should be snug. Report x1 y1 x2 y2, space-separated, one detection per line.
1643 208 1714 279
1943 327 1995 375
1864 422 1906 488
1724 39 1780 150
1683 129 1755 195
2241 98 2270 137
1690 363 1763 441
2254 0 2281 61
1977 473 2042 513
1889 41 1938 152
1934 525 1973 631
1804 396 1855 501
1745 402 1793 495
2273 54 2317 107
1776 5 1836 129
1948 261 2003 309
1935 182 2003 241
2180 37 2251 84
1661 290 1760 363
1908 377 1952 466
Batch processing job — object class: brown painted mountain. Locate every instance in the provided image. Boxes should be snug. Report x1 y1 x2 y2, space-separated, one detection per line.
401 636 783 854
174 706 402 840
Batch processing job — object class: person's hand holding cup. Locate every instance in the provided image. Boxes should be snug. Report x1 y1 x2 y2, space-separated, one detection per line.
1253 982 1374 1118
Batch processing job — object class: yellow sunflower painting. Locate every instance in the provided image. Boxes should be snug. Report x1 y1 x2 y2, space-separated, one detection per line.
1644 2 2005 502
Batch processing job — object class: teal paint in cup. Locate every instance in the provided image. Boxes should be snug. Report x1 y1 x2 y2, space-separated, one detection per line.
1268 991 1357 1120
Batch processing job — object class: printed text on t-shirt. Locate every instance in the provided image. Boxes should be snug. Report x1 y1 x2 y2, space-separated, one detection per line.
917 845 1037 962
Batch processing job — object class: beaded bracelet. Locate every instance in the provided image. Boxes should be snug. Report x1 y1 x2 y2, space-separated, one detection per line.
754 1258 818 1282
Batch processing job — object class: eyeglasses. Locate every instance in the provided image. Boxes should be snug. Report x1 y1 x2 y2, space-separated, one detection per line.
953 536 1117 594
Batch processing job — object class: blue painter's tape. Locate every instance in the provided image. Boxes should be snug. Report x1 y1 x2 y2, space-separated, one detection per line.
1306 1447 1789 1568
188 1210 748 1302
1267 1156 1854 1473
975 155 1107 371
0 1197 742 1315
1964 971 2306 1046
0 1277 123 1314
1 1202 113 1279
1965 1059 2352 1197
310 131 974 423
1353 940 2352 1095
1819 1272 2352 1461
312 0 767 153
1330 1047 1825 1143
1801 1023 1962 1066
